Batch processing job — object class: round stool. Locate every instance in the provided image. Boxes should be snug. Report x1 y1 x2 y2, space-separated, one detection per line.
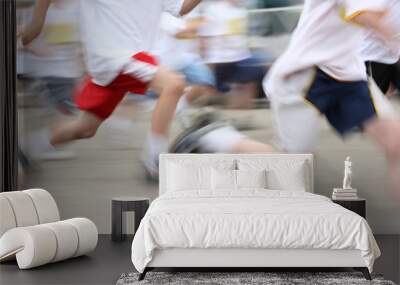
111 197 150 242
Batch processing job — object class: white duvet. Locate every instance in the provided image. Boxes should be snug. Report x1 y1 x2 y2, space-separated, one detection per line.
131 190 380 273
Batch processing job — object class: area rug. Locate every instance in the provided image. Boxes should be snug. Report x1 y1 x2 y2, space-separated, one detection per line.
116 272 396 285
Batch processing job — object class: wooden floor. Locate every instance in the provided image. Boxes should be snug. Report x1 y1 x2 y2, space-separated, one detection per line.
0 235 398 285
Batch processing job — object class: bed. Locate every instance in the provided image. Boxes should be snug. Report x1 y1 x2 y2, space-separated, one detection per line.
131 154 380 281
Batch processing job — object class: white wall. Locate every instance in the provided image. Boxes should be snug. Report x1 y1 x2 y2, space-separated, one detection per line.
313 133 400 234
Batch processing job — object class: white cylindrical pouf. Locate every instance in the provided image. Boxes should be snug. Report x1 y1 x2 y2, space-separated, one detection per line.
43 221 79 263
24 189 60 223
0 195 17 237
64 218 98 257
0 226 58 269
1 192 39 227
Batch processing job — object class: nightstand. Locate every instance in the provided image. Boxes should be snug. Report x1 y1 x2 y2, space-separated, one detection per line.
332 198 366 219
112 197 150 242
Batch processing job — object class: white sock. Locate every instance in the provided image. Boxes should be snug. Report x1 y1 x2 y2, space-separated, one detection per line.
198 126 246 153
147 133 169 162
175 93 190 115
31 129 52 151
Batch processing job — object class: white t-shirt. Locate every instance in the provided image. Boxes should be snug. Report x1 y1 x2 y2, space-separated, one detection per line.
80 0 184 86
24 0 83 78
265 0 390 93
152 12 202 69
199 2 251 64
360 0 400 64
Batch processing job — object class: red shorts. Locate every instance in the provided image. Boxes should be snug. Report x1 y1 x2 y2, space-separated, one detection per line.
75 52 158 119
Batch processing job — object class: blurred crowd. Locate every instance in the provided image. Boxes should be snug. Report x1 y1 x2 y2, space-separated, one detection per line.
15 0 400 194
16 0 297 166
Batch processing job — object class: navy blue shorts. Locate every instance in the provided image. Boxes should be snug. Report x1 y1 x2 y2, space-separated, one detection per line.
215 56 267 93
305 69 377 135
366 61 400 94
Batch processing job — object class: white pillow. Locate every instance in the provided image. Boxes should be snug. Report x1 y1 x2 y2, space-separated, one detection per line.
167 163 211 191
236 169 267 189
267 163 306 191
166 160 236 192
211 169 236 191
238 159 308 191
211 169 268 191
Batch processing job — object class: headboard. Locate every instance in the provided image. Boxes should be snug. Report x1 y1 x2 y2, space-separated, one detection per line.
159 154 314 195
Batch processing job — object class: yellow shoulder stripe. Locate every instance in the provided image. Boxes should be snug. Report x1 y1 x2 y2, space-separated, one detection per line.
343 10 367 21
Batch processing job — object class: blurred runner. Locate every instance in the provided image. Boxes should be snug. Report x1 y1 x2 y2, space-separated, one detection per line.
19 0 204 178
151 11 216 125
200 0 267 109
169 108 277 155
361 0 400 96
264 0 400 196
20 0 83 160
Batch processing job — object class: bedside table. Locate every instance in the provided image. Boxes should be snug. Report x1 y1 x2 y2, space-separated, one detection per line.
332 198 366 218
112 197 150 242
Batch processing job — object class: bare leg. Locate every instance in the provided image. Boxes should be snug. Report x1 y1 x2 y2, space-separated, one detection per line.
176 85 215 116
364 117 400 197
50 111 103 146
227 82 257 109
240 82 258 109
185 85 215 103
198 126 277 154
149 68 185 136
231 138 277 153
364 117 400 162
142 68 186 176
386 84 397 98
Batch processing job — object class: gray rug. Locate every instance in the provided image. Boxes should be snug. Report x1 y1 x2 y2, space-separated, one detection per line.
116 272 396 285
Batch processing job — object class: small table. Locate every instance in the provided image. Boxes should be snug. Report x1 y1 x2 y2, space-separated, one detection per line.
112 197 150 242
332 198 366 219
